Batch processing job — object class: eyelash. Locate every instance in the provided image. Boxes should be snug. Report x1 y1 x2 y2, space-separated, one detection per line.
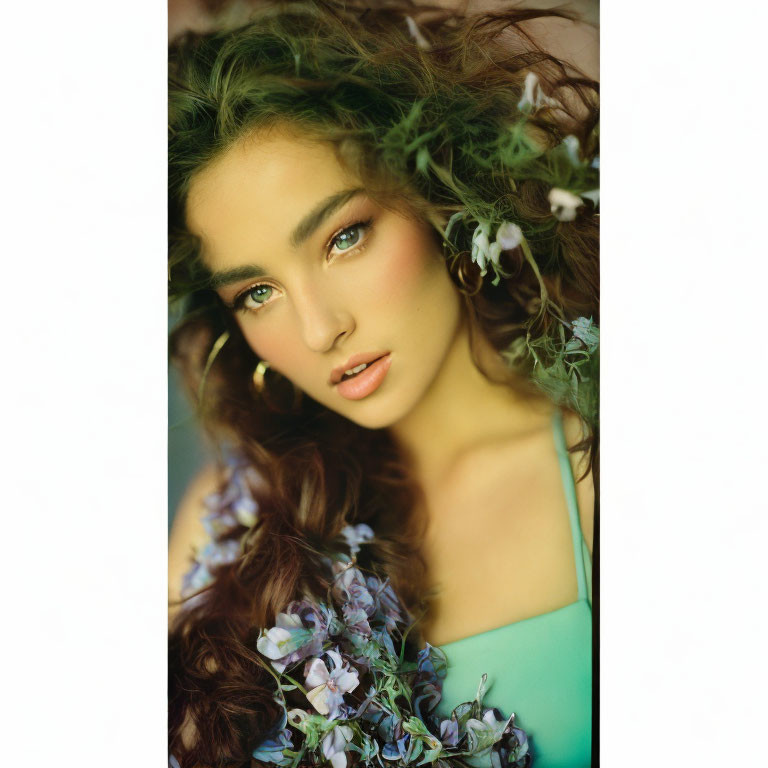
325 218 373 260
231 218 374 314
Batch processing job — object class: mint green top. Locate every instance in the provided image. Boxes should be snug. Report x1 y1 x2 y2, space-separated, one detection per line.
436 411 592 768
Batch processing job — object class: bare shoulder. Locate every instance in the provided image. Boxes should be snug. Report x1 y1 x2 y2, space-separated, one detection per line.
561 410 595 556
168 463 224 613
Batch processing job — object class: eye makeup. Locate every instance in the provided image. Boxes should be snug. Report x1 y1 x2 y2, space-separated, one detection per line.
226 215 376 315
325 218 374 260
230 281 282 313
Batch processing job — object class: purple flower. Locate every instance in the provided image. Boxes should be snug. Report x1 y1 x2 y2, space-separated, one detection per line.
439 718 459 748
321 724 355 768
342 603 372 637
340 524 374 557
256 601 331 673
491 718 530 768
245 525 534 767
202 455 262 536
368 576 408 632
332 562 376 617
180 539 241 598
304 650 360 718
251 728 294 766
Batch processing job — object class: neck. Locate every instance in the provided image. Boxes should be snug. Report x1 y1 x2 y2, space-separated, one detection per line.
388 321 551 486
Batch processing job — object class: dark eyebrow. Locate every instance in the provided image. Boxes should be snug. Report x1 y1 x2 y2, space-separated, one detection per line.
204 188 364 290
207 264 267 290
289 187 363 247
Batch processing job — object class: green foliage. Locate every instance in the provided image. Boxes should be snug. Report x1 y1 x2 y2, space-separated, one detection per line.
169 1 600 426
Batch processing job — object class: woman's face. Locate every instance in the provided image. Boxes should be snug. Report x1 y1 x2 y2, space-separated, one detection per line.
186 128 463 430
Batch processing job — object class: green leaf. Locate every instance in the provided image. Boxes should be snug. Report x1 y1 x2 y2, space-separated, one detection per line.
416 146 431 174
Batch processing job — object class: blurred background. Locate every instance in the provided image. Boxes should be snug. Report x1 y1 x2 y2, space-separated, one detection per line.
168 308 211 531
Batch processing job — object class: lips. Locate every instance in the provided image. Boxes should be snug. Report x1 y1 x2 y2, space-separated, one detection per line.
330 352 390 386
335 354 392 401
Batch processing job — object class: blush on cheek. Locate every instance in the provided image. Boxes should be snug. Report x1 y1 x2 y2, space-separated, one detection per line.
378 225 442 300
239 321 307 382
239 322 277 365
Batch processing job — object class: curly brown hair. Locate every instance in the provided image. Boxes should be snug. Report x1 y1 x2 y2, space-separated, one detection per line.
168 2 598 765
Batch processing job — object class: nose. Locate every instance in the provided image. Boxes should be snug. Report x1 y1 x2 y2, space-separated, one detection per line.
292 282 355 353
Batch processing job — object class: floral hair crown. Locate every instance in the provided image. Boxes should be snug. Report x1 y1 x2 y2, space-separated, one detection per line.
441 128 599 430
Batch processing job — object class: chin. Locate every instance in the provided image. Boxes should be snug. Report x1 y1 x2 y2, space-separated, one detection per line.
339 408 401 431
332 395 414 431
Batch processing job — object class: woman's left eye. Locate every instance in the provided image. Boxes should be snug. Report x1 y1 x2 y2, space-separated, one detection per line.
328 220 371 257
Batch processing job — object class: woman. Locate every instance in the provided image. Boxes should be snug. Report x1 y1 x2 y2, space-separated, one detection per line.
168 2 599 766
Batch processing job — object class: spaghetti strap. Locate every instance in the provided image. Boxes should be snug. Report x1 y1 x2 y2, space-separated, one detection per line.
552 409 589 602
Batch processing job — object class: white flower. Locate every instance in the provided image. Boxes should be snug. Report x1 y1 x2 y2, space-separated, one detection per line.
255 612 308 672
340 524 374 556
548 188 583 222
256 625 293 659
405 16 431 51
322 724 354 768
482 708 515 740
517 71 560 112
488 241 502 266
470 220 524 282
562 135 581 166
471 222 493 275
304 650 360 717
495 221 523 251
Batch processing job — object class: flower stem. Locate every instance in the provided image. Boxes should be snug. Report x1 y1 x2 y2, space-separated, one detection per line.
283 673 308 696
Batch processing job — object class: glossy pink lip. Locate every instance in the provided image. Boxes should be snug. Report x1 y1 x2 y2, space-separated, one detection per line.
336 354 392 401
330 351 390 386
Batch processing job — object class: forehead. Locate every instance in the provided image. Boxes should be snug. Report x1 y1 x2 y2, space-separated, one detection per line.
185 129 354 268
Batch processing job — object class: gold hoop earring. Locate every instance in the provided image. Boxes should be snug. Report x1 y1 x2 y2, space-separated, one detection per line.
252 360 270 393
252 361 303 411
455 258 482 296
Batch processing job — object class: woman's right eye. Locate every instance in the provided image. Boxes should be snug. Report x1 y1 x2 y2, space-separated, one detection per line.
233 284 280 313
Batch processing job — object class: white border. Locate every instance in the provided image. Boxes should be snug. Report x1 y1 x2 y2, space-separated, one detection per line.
602 0 768 764
2 1 767 765
1 1 167 764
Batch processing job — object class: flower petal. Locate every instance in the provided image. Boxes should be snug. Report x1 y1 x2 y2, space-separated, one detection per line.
322 730 339 758
488 241 502 266
405 16 431 51
304 657 330 688
276 612 303 629
495 221 522 251
306 683 331 715
335 669 360 694
548 188 582 222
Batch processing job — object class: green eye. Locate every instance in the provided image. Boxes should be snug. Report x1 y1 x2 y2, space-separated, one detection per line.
247 285 273 304
333 225 361 250
233 283 279 313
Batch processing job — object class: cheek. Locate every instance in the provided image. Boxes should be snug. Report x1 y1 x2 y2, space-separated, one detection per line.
237 319 301 373
368 225 446 308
